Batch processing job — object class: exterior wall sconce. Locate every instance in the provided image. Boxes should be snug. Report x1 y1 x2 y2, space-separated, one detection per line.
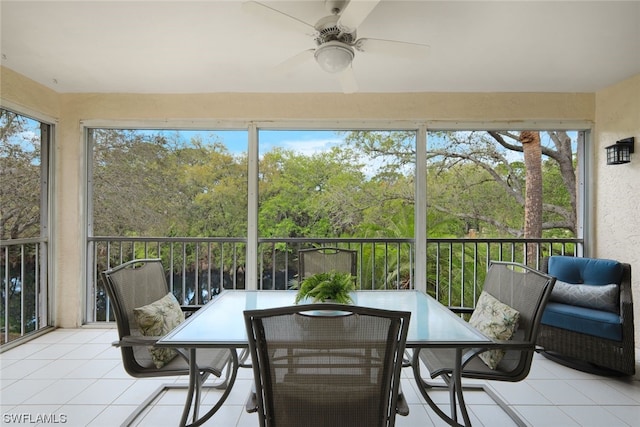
605 137 634 165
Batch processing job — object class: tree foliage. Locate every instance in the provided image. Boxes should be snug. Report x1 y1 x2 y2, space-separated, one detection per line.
91 129 248 237
3 123 578 243
345 130 577 238
0 110 42 240
86 128 576 242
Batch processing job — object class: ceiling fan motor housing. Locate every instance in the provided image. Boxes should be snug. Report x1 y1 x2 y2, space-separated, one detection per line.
314 14 356 46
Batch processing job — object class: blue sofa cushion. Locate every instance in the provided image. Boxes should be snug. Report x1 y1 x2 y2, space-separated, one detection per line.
548 256 622 285
541 302 622 341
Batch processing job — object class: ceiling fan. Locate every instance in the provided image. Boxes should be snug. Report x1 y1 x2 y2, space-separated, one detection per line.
243 0 430 93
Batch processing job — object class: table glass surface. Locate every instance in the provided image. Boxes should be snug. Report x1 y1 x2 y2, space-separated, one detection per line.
158 290 490 348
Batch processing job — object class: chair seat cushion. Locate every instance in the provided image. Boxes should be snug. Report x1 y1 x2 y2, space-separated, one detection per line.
541 302 622 341
469 291 520 369
134 292 185 368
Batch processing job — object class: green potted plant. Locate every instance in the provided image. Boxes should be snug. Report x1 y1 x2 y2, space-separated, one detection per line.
293 271 356 304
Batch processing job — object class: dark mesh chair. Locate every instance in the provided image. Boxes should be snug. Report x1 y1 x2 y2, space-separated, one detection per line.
298 247 357 279
414 261 555 427
102 258 233 426
244 304 410 427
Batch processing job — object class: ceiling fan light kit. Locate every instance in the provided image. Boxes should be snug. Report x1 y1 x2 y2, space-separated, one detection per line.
314 41 354 73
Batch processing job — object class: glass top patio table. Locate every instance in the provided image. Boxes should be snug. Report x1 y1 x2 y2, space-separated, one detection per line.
158 290 490 349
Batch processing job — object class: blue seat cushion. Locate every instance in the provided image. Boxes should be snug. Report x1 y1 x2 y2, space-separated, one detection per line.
541 302 622 341
548 256 622 285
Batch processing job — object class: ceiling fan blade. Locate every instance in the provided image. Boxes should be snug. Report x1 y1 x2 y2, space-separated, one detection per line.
242 1 316 35
337 66 358 94
274 49 316 74
337 0 381 33
355 38 430 59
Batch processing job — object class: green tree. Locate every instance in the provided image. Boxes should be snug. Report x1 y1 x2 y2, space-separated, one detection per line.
0 110 42 240
344 130 576 238
92 130 248 238
258 147 366 237
92 129 186 236
174 139 248 237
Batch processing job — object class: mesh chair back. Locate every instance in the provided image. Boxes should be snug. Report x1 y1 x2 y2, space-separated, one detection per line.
102 259 170 373
245 304 410 427
480 261 555 376
298 247 357 279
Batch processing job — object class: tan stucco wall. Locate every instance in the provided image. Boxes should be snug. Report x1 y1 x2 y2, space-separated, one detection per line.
0 67 60 118
0 65 610 329
58 91 594 122
594 73 640 357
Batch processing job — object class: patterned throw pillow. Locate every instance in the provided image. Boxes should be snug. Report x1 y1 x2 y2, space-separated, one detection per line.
469 291 520 370
133 292 185 368
549 280 619 313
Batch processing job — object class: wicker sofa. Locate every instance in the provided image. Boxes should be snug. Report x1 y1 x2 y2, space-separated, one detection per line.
537 256 635 376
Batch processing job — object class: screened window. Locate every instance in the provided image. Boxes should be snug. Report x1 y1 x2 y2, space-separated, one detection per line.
0 108 51 344
88 128 248 319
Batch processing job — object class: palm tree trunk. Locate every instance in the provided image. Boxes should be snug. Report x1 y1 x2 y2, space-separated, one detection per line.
520 131 542 266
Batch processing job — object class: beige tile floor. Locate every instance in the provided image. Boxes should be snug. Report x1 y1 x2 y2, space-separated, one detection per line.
1 328 639 426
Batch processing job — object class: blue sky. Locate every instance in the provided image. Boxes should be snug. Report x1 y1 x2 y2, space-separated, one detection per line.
185 129 343 156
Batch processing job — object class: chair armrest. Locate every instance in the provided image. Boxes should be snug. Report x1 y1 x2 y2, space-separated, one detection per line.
482 339 535 349
113 335 161 347
620 291 633 323
462 341 535 365
619 265 632 317
447 307 475 314
181 305 202 317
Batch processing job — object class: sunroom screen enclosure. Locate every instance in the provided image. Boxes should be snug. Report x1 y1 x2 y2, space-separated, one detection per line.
85 124 584 325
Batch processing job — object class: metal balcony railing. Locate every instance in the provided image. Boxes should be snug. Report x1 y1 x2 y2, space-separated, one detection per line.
1 237 48 345
1 236 582 337
87 236 581 323
0 236 581 335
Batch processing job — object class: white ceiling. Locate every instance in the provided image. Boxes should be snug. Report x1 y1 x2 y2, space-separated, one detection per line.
1 0 639 94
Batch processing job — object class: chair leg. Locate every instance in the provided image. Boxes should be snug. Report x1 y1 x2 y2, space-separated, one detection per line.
475 384 527 427
239 347 252 368
411 349 528 427
120 383 200 427
245 382 258 413
396 387 410 416
412 351 465 427
123 351 240 427
211 357 232 390
402 349 412 367
452 349 472 426
182 349 240 427
192 372 203 424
